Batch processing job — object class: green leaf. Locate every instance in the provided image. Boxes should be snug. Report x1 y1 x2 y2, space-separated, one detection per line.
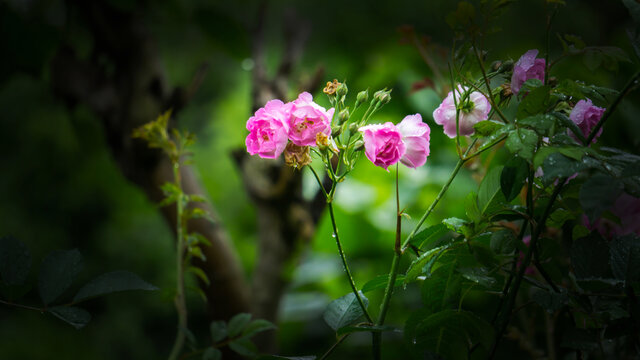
421 262 461 313
475 124 513 153
517 114 557 136
408 309 494 358
409 224 450 251
229 337 257 357
48 306 91 329
473 120 504 137
506 128 538 160
336 324 396 337
490 229 516 254
0 235 31 286
533 145 588 170
442 217 467 233
531 290 568 313
210 321 227 343
465 192 482 223
361 274 405 293
258 356 316 360
610 234 640 282
458 267 496 288
550 112 587 144
227 313 252 338
38 249 83 305
540 153 584 185
187 266 210 286
516 85 551 119
202 347 221 360
323 292 369 331
242 319 276 338
478 166 507 215
579 174 623 222
571 231 610 280
405 245 450 284
73 271 158 303
500 157 529 202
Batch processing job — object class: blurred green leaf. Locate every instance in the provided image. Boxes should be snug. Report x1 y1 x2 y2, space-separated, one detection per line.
409 223 450 251
227 313 252 338
38 249 83 305
458 267 496 288
579 174 623 222
210 321 227 343
531 290 568 313
73 271 157 303
405 245 450 284
0 235 31 286
421 262 461 313
571 231 610 280
229 337 257 357
490 229 516 254
202 347 221 360
473 120 504 137
610 234 640 282
478 166 507 215
323 292 369 331
242 319 276 338
336 324 396 337
48 306 91 329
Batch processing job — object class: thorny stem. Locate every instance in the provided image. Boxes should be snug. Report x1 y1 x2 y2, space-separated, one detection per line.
168 162 188 360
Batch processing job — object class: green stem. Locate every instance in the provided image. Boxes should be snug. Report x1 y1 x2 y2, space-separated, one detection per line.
168 163 188 360
327 201 373 323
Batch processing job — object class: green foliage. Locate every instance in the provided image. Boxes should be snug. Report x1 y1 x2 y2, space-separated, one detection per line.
0 235 31 286
322 292 370 331
73 271 158 303
500 157 529 202
48 306 92 330
505 129 538 161
38 249 83 305
361 274 405 293
579 174 623 222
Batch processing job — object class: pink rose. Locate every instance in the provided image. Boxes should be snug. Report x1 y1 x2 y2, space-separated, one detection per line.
511 49 546 95
432 86 491 138
245 99 291 159
359 122 406 170
396 114 431 168
288 92 335 146
569 98 605 142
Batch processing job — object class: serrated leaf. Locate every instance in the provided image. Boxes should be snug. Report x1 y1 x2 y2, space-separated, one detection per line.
473 120 504 137
571 231 610 280
478 166 507 215
405 245 450 284
579 174 623 222
210 321 227 343
518 114 557 136
442 218 467 233
0 236 31 286
516 85 551 119
48 306 91 329
361 274 405 293
408 309 494 358
610 234 640 282
38 249 83 305
409 224 450 251
229 337 257 357
202 347 221 360
227 313 252 338
242 319 276 338
73 271 157 303
323 292 369 331
500 157 529 202
336 324 396 337
490 229 516 254
506 129 538 160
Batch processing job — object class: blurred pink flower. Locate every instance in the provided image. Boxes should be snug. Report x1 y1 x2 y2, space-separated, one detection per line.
288 92 335 146
432 86 491 138
396 114 431 168
511 49 546 95
569 98 605 142
583 193 640 239
359 122 406 170
245 99 291 159
518 235 536 275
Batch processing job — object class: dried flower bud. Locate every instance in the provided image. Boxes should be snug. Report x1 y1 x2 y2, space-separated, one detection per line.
500 83 513 99
323 79 341 96
284 142 312 169
356 90 369 107
316 132 338 153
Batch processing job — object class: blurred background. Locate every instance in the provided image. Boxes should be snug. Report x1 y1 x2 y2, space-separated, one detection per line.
1 0 639 358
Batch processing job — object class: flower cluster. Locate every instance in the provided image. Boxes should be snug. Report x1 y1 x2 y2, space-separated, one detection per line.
359 114 431 170
245 92 334 159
